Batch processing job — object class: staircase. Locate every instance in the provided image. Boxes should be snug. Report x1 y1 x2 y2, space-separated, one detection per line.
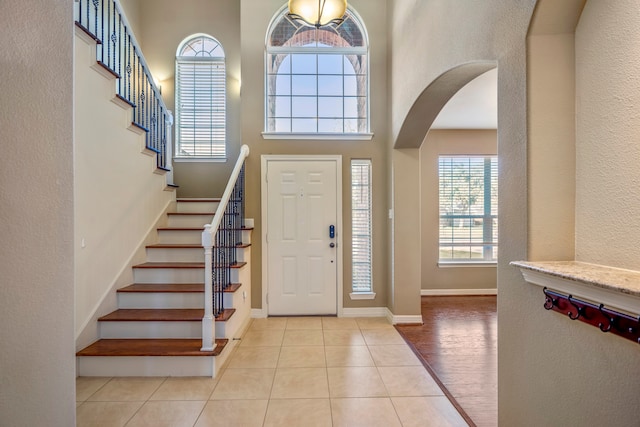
76 198 253 377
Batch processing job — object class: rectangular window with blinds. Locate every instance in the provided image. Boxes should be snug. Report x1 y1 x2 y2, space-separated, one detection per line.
175 59 226 159
439 156 498 263
351 159 373 293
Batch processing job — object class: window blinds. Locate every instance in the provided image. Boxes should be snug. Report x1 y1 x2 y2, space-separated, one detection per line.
176 59 226 158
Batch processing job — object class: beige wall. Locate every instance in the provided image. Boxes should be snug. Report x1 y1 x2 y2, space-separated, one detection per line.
74 34 175 349
420 130 497 291
575 0 640 269
241 0 390 311
137 0 242 198
0 0 76 425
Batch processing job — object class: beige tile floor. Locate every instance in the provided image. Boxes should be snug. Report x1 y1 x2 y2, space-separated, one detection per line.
76 317 469 427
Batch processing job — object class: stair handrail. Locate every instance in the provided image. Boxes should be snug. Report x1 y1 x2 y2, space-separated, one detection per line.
74 0 172 172
201 144 250 351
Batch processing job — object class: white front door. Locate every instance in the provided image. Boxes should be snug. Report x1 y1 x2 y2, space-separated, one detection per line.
263 158 340 315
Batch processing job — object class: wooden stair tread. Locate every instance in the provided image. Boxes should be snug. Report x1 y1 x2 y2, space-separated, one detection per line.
76 338 228 357
158 226 254 231
146 243 249 249
177 198 221 203
99 309 204 321
167 212 216 216
98 308 235 322
146 244 204 249
117 283 241 293
134 262 204 269
118 283 204 293
133 262 247 269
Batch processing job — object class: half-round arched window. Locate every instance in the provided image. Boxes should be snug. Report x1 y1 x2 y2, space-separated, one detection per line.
265 5 369 135
175 34 226 159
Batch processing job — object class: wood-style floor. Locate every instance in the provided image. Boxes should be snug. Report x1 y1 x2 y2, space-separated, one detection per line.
396 296 497 427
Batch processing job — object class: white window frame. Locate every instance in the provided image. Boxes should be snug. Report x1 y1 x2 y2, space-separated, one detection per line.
175 34 227 161
438 155 498 266
350 159 375 299
263 6 372 140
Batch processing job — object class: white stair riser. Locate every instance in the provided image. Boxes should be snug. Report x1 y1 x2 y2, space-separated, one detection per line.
77 355 214 377
177 201 219 213
100 321 201 339
117 292 204 309
158 228 251 245
115 291 235 310
132 267 242 284
158 229 203 244
146 247 205 263
133 267 205 283
168 214 214 228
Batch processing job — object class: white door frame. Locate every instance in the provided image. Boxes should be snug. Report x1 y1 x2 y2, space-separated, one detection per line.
261 154 343 317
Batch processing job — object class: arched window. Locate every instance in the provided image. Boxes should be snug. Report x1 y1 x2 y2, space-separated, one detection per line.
175 34 226 159
265 6 369 136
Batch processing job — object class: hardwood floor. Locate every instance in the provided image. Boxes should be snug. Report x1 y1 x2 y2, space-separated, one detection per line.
395 296 497 427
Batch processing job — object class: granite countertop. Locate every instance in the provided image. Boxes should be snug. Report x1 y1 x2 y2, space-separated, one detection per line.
510 260 640 298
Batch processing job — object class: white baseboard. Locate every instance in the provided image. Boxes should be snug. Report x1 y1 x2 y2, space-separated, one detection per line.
251 308 267 318
340 307 388 318
421 288 497 296
385 308 423 325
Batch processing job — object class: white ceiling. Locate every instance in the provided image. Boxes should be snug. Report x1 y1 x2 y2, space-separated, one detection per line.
431 68 497 129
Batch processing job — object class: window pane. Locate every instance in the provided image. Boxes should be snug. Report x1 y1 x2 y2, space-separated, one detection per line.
273 96 291 117
344 75 358 96
292 75 317 96
351 160 372 293
268 54 291 75
176 37 226 159
292 97 317 117
319 97 343 118
274 118 291 132
292 54 317 74
338 16 365 47
318 54 343 74
438 156 498 262
318 118 344 132
265 9 369 134
292 118 317 132
274 74 291 96
318 75 343 96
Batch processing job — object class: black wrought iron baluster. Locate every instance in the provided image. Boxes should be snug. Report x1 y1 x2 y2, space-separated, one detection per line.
107 0 112 69
92 0 98 40
100 0 104 62
116 9 121 80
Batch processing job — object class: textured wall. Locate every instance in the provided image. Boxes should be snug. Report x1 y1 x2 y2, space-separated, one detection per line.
0 0 76 425
420 130 497 291
575 0 640 270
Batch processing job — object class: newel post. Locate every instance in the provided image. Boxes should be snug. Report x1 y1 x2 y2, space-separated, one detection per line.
201 224 216 351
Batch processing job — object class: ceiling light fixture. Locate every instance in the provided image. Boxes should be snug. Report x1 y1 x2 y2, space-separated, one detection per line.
288 0 347 28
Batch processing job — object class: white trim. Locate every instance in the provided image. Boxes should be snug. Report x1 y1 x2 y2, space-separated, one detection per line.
421 288 497 296
251 308 268 319
385 308 424 325
341 307 388 318
438 262 497 268
261 155 344 317
516 268 640 316
262 132 374 141
349 292 376 300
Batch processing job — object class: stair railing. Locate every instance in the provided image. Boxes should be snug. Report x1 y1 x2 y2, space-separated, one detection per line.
74 0 171 173
201 145 250 351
